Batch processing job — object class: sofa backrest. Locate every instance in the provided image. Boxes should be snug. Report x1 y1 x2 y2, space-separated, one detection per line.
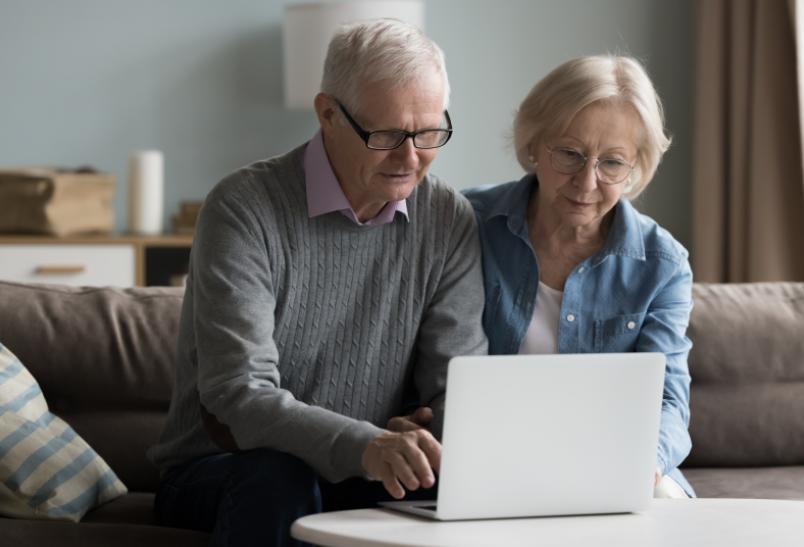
0 281 183 492
685 282 804 467
3 280 803 488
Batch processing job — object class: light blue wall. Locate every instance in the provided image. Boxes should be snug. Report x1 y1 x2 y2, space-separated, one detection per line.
0 0 693 247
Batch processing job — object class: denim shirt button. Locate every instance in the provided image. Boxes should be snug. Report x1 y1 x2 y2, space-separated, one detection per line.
566 313 576 322
627 321 636 329
578 266 585 273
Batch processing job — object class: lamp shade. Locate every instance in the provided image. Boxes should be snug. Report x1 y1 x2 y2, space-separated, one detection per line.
282 1 425 109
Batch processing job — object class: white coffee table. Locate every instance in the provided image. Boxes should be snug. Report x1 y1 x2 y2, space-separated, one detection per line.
291 498 804 546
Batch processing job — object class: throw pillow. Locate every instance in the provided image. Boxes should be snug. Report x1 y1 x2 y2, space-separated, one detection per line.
0 342 127 522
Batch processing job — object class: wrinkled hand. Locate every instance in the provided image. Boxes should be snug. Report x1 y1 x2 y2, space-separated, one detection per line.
362 429 441 499
386 406 434 432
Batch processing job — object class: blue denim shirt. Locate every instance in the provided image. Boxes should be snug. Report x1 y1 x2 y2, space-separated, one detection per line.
464 175 695 495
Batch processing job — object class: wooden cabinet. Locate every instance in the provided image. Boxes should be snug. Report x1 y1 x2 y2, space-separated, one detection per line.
0 234 193 287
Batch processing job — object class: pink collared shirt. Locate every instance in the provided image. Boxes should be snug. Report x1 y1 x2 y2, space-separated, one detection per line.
304 131 408 226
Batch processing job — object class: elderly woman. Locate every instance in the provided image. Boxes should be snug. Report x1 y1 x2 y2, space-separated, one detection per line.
464 55 694 498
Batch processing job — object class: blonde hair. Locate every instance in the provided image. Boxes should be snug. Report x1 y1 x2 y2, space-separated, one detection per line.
513 55 671 198
321 18 450 114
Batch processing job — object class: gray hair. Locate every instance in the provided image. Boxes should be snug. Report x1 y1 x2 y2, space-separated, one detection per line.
513 55 671 198
320 18 450 114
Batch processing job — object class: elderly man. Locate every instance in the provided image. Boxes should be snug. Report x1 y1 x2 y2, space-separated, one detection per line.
148 18 487 547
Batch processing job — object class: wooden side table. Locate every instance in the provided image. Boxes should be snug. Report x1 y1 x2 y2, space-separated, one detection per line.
0 234 193 287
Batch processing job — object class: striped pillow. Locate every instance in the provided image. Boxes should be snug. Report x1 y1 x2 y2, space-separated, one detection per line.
0 342 127 522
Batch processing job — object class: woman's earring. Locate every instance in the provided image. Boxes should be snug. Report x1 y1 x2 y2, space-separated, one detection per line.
624 176 635 193
528 155 537 167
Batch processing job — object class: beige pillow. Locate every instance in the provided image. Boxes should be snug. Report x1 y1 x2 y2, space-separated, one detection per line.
0 343 127 522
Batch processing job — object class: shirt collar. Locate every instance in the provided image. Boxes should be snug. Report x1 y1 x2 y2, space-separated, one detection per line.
481 174 534 223
476 174 534 241
304 131 408 226
482 173 646 261
597 197 646 262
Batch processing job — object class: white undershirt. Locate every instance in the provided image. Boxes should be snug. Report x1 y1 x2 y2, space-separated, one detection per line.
518 281 563 355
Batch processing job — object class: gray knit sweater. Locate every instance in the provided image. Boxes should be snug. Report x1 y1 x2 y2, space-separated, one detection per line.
148 145 487 482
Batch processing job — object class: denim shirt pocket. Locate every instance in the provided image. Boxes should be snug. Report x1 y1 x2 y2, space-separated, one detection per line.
593 312 646 353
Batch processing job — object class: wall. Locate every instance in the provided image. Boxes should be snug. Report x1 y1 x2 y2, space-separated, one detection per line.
0 0 693 247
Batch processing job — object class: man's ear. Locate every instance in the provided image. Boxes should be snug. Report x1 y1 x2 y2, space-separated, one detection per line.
314 93 338 131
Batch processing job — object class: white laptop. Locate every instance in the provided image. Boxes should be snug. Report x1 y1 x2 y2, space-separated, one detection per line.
380 353 665 520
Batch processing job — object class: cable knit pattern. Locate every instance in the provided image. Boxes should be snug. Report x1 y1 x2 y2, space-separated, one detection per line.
148 145 487 482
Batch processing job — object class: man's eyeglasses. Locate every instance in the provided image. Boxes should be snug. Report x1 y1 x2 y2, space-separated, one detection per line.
547 146 635 185
336 100 453 150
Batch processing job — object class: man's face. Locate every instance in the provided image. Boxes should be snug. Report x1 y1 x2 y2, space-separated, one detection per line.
316 73 447 220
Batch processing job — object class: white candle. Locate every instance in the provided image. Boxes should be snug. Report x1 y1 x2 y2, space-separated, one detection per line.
127 150 164 235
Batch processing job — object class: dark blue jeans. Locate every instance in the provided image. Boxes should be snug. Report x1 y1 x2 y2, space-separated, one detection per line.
154 448 435 547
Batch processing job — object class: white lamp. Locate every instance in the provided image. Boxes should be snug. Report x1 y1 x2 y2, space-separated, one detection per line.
283 1 425 109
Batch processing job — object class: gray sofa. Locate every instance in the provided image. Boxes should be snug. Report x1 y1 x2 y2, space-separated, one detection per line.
682 282 804 498
0 280 802 544
0 281 207 546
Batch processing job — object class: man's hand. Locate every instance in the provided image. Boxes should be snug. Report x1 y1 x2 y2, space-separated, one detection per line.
361 429 441 499
386 406 433 432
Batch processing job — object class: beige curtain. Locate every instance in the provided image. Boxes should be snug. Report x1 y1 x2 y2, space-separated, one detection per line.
692 0 804 282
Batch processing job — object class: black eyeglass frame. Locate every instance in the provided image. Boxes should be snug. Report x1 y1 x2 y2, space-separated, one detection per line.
336 100 453 150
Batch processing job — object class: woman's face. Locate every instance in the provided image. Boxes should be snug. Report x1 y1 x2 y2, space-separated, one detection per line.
533 101 641 230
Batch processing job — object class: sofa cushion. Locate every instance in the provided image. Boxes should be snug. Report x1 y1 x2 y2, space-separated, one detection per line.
59 411 167 494
0 281 184 492
82 492 157 525
0 517 209 547
0 343 127 521
685 282 804 466
684 466 804 500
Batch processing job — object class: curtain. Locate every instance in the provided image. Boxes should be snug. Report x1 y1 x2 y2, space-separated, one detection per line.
692 0 804 282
